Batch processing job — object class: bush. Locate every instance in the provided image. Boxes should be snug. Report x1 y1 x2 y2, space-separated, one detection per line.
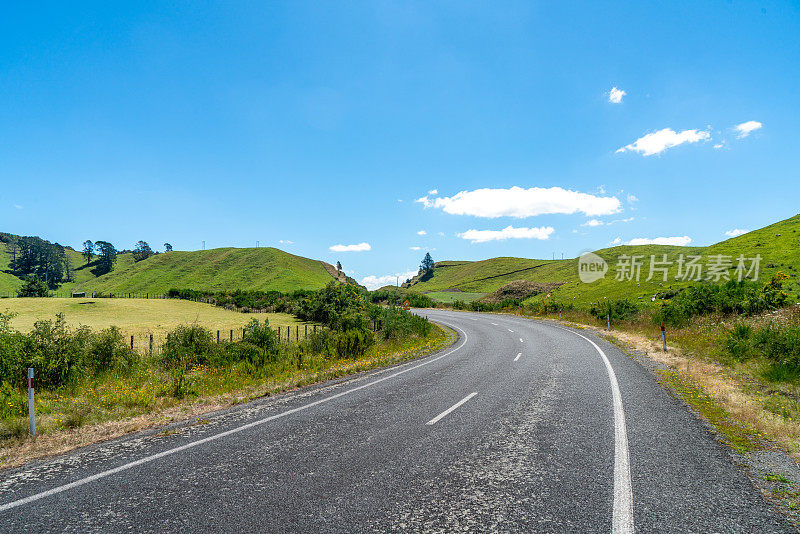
161 325 221 368
590 299 639 321
376 308 431 340
22 315 91 389
17 277 49 297
86 326 137 373
723 322 800 381
299 328 375 359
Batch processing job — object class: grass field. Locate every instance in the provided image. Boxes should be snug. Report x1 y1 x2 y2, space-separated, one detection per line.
406 213 800 309
0 298 304 337
424 291 486 304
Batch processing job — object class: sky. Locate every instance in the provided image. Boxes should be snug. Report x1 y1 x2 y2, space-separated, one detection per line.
1 1 799 290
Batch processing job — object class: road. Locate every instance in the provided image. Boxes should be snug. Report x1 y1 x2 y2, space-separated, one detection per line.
0 309 793 532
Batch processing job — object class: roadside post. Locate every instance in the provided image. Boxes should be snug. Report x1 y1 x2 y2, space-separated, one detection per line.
149 334 154 355
607 314 611 331
661 321 667 352
27 368 35 437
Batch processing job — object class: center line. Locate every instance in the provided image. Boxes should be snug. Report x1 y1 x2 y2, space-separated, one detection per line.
514 353 521 362
426 392 478 425
520 338 524 343
491 322 498 325
507 328 514 332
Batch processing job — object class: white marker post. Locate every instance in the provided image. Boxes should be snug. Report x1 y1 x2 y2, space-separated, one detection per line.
607 314 611 331
661 321 667 352
27 368 35 438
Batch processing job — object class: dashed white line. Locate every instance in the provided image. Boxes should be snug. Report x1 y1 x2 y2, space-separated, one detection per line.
514 353 521 362
507 328 514 333
520 338 524 343
491 322 498 325
426 392 478 425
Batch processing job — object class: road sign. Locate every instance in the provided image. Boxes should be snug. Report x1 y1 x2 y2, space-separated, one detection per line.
403 300 411 311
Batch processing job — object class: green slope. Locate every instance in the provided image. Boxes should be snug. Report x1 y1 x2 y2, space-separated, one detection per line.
408 214 800 308
67 247 337 294
0 246 22 295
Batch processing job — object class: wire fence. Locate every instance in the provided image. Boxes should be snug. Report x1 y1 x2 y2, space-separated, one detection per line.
124 324 330 356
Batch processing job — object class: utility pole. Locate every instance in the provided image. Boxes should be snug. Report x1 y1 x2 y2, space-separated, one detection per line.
202 241 205 250
256 241 259 248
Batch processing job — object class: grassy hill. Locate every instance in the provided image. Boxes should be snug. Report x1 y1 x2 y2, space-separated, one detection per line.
65 247 337 294
406 214 800 309
1 239 341 296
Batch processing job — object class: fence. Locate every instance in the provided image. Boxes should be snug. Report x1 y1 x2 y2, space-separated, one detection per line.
124 324 328 355
124 320 384 356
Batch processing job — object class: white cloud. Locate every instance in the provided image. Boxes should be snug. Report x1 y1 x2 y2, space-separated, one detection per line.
624 236 692 246
610 237 623 245
608 86 626 104
13 204 22 210
725 228 749 237
457 225 554 244
397 199 403 203
360 270 419 291
428 189 438 195
617 128 711 156
278 239 294 244
735 120 762 138
582 219 604 227
416 230 427 236
437 231 445 236
416 186 621 218
611 217 635 224
409 246 421 250
329 242 371 252
627 194 638 203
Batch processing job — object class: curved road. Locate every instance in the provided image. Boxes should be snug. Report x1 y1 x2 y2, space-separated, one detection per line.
0 310 792 532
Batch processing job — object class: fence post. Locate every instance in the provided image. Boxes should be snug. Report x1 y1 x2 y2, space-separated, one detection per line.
149 334 153 355
305 325 307 338
131 335 134 350
314 325 317 333
296 325 299 341
217 330 220 343
230 329 233 342
286 326 289 341
607 314 611 331
277 327 280 342
28 368 35 438
661 321 667 352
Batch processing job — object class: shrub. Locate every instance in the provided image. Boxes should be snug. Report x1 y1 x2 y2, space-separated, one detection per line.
86 326 137 373
17 277 49 297
161 325 221 368
376 308 431 340
22 315 91 389
590 299 639 321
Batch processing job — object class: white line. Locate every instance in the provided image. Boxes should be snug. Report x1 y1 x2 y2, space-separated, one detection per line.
514 353 521 362
491 322 498 325
507 328 514 333
552 324 634 534
519 338 524 343
0 323 469 513
425 392 478 425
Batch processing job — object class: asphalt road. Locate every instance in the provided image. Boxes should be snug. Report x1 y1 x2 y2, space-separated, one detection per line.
0 310 793 533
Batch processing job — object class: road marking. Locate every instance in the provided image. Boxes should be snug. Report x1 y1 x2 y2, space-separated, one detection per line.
552 324 634 534
426 392 478 425
491 322 498 325
0 322 470 513
507 328 514 332
519 338 524 343
514 353 521 362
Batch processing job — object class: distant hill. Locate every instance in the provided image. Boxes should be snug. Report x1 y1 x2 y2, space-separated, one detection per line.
405 214 800 308
0 238 352 295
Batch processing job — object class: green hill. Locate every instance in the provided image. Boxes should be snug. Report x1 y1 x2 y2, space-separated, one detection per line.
1 237 343 296
406 214 800 309
65 247 338 294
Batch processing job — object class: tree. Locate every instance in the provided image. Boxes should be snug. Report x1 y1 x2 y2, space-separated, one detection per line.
82 240 94 264
95 241 117 274
336 261 342 272
17 277 49 297
164 242 173 252
419 252 435 282
133 240 154 262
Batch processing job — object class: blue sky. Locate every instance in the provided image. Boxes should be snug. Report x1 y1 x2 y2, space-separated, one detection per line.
1 1 798 289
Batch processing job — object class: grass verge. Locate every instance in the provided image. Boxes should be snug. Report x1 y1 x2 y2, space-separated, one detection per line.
0 323 454 469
